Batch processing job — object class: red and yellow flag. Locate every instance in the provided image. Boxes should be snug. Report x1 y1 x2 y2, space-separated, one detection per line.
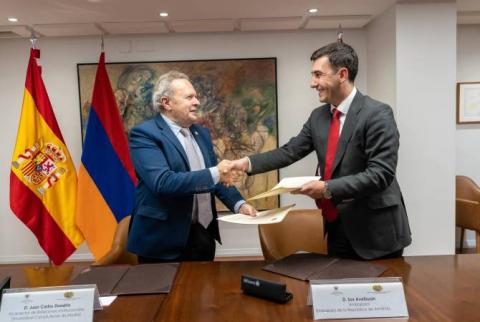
10 48 84 265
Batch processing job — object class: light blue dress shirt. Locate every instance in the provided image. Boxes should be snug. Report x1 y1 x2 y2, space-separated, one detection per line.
161 114 245 213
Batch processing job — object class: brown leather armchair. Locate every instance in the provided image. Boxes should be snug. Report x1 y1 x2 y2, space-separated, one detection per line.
92 216 138 265
456 176 480 253
258 209 327 261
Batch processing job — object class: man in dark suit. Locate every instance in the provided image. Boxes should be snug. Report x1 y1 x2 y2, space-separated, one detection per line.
127 71 256 263
229 42 411 260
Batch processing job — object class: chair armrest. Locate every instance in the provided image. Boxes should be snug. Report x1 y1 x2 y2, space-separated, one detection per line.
456 198 480 231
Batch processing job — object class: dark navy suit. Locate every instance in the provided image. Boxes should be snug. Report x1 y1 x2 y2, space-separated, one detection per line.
127 114 243 260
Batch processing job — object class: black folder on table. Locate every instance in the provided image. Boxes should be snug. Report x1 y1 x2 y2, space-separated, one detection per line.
262 253 387 281
70 263 179 296
1 275 11 306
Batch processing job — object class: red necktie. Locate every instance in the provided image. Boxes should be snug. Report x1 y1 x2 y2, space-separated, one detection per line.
316 109 341 222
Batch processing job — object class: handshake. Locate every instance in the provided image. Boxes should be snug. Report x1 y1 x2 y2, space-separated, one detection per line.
217 157 250 187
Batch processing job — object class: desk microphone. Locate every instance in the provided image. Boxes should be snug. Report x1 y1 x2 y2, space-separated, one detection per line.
241 275 293 303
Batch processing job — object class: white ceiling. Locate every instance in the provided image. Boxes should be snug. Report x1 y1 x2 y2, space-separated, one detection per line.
0 0 479 38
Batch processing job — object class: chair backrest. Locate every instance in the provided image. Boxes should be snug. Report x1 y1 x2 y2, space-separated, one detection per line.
456 175 480 201
258 209 327 261
456 176 480 232
456 198 480 232
93 216 138 266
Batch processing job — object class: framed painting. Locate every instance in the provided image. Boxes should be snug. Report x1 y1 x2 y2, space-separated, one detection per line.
457 82 480 124
77 58 279 211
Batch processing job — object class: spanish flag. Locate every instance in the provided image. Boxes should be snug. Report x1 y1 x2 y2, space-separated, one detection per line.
10 48 84 265
76 52 137 260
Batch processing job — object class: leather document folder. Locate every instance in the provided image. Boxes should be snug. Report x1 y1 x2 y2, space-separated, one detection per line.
262 253 387 281
70 263 179 296
1 275 11 306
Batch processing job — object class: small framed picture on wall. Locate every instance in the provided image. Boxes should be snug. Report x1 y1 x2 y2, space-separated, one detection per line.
457 82 480 124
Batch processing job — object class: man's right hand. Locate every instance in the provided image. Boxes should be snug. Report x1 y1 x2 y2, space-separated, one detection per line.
218 160 243 186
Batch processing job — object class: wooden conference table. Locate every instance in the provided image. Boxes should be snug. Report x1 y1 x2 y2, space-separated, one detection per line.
1 254 480 321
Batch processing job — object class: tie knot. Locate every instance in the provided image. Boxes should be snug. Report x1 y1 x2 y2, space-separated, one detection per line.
333 109 342 119
180 128 190 137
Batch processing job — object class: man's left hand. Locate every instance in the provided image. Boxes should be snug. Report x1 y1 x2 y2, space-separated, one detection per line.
238 203 257 217
292 180 326 199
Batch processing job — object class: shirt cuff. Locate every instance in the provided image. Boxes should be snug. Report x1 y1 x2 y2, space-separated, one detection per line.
247 157 252 173
210 166 220 184
234 200 246 213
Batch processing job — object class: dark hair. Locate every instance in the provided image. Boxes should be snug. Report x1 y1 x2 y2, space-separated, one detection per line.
310 42 358 82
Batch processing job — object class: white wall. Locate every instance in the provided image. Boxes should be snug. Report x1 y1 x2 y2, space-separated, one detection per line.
456 24 480 248
457 25 480 183
366 5 397 111
0 30 367 263
395 2 457 255
366 2 457 256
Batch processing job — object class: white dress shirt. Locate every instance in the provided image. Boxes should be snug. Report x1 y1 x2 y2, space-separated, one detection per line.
331 87 357 134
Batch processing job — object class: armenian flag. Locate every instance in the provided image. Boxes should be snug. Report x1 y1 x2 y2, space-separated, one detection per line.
10 48 84 265
76 52 137 260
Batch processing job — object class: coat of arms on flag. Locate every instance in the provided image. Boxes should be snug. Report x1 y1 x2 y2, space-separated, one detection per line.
12 141 68 195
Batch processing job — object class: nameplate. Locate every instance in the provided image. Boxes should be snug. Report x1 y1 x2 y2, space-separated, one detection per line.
309 277 408 320
0 284 101 322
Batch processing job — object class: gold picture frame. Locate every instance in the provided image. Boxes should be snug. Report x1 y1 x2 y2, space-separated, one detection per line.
457 82 480 124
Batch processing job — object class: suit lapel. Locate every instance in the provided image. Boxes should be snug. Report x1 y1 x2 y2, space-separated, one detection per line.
154 115 189 167
316 107 331 175
331 91 364 175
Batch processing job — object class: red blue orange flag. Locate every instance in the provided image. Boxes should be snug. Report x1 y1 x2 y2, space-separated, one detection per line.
10 48 84 265
76 52 137 260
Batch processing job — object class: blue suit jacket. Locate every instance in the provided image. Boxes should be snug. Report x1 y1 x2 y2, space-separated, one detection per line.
127 114 243 260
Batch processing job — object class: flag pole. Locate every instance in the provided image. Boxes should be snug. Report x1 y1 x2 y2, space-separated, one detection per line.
29 28 51 270
29 29 38 49
101 34 105 53
337 23 343 43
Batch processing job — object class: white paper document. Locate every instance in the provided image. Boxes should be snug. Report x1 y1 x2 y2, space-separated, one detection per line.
247 176 321 201
218 204 295 225
99 296 117 307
